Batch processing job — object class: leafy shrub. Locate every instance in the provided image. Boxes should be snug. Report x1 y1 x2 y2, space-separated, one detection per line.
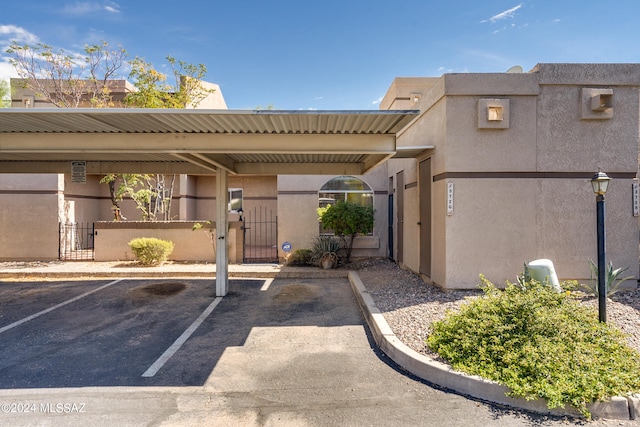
317 201 374 262
128 237 174 266
288 249 313 266
426 275 640 419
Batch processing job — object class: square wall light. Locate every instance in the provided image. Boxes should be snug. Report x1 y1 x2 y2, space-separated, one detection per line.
581 88 613 120
478 98 510 129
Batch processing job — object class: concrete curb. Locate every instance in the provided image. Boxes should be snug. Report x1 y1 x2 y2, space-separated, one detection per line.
347 271 635 421
0 266 348 281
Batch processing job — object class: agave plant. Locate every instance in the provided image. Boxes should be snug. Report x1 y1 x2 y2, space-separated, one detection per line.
586 259 634 297
310 235 341 269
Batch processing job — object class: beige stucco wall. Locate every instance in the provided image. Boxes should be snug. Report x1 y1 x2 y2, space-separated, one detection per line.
277 165 389 261
0 174 62 260
389 64 640 289
94 221 243 263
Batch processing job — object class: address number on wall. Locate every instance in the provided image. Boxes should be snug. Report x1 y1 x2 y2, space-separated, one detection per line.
447 181 454 216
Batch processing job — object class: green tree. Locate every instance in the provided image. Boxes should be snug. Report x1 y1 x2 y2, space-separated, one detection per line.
7 40 213 220
6 40 127 108
317 201 374 262
100 173 176 221
123 56 214 108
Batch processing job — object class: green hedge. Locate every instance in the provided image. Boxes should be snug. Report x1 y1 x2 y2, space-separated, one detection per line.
427 276 640 419
128 237 174 266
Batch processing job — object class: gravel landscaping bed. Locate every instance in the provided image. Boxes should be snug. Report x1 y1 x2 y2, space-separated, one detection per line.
351 258 640 359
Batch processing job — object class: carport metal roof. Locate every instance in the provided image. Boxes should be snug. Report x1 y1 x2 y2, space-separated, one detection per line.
0 109 419 175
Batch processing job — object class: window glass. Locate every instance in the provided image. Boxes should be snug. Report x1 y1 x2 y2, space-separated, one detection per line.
228 188 242 212
318 176 374 235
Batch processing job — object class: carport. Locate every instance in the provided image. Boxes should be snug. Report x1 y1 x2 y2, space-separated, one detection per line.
0 109 418 296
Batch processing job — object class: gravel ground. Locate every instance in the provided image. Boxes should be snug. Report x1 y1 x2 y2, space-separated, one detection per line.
351 258 640 359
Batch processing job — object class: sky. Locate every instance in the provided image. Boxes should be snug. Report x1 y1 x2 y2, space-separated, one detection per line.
1 1 639 110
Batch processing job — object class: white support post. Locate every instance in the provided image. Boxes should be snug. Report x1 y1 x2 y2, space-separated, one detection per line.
216 169 229 296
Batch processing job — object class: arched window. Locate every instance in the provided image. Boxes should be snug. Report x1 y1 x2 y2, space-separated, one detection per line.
318 176 374 235
318 176 374 209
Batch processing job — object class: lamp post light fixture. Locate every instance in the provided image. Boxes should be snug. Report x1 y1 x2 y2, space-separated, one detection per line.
591 170 612 323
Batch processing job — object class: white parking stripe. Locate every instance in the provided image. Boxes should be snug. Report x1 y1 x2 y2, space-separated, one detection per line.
0 279 124 335
260 278 274 291
142 296 223 378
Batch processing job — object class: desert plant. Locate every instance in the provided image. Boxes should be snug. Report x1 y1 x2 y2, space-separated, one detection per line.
317 201 374 262
310 235 341 269
427 275 640 419
128 237 174 266
288 249 313 266
586 259 634 297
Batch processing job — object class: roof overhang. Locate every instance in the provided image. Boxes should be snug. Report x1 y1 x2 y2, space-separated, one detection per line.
0 109 419 175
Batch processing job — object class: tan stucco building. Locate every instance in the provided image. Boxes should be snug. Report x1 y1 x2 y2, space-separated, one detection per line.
2 63 639 291
382 64 639 289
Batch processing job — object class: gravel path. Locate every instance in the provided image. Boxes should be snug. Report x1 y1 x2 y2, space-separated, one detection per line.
352 258 640 359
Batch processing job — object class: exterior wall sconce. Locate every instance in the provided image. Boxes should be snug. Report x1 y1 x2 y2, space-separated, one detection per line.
487 106 503 121
581 88 613 120
478 98 510 129
22 96 34 108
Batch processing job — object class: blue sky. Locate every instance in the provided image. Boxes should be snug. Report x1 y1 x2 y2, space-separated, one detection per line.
1 1 639 110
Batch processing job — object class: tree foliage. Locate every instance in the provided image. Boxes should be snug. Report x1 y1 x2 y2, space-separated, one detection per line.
317 201 374 262
427 276 640 419
100 174 175 221
123 56 214 108
6 40 127 108
6 40 214 220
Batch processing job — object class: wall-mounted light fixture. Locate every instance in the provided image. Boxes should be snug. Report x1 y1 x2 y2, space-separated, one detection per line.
22 96 34 108
478 98 510 129
581 88 614 119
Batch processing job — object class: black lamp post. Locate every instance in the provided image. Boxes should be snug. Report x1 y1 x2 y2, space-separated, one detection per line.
591 170 612 323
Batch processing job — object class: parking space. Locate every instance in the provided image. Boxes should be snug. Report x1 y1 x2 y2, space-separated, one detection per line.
0 276 361 389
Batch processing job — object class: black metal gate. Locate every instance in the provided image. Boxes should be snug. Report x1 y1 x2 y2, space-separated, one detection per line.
243 207 278 263
59 222 95 261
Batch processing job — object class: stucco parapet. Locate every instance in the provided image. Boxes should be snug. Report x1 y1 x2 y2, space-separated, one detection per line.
533 63 640 86
442 73 539 96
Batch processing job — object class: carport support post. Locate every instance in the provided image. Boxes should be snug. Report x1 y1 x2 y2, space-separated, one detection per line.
216 169 229 296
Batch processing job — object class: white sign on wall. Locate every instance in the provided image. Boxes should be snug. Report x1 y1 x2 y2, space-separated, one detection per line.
71 161 86 184
447 181 454 215
633 180 639 217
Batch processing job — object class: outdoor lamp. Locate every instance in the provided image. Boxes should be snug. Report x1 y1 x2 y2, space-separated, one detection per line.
238 208 243 222
591 170 611 195
591 170 611 323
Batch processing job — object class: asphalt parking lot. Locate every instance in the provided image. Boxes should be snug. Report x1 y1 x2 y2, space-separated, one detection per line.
1 278 225 388
0 276 362 389
1 275 626 426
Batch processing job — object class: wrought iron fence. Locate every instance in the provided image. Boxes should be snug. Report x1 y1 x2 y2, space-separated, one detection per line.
243 207 278 264
59 222 95 261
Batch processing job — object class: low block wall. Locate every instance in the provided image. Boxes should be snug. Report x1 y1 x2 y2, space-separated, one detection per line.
94 221 243 263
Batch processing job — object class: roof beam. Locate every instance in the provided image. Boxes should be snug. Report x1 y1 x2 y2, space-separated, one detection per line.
0 133 396 155
0 161 217 174
234 162 365 175
170 153 236 174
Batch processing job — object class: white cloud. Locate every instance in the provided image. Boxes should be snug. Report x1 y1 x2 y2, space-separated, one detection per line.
371 96 383 105
482 4 523 24
0 59 18 81
62 1 121 15
0 25 39 45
